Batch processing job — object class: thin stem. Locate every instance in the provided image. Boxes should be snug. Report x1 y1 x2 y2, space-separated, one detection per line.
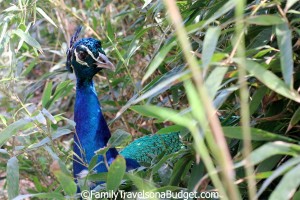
235 0 257 199
163 1 240 200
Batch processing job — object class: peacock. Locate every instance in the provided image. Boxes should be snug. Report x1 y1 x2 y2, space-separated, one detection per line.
65 27 183 184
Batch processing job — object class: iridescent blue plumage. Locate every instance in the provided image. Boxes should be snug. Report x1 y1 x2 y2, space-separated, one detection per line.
67 28 182 184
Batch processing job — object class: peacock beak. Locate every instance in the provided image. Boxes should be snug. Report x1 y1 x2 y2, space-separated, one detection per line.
95 53 116 72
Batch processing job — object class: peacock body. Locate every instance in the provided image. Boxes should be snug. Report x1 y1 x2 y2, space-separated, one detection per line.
66 28 182 181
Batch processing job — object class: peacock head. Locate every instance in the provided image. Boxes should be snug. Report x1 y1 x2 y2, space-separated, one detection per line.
66 27 115 79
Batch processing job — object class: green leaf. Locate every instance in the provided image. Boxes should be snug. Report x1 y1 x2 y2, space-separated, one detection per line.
155 125 187 135
205 66 228 99
169 154 193 185
249 86 267 115
36 7 57 27
106 156 126 192
125 173 156 191
88 173 107 182
223 127 297 143
7 157 19 200
0 119 32 147
47 80 73 108
287 107 300 132
247 15 284 25
28 129 72 149
108 129 132 147
202 0 236 28
50 160 77 196
130 105 195 128
106 16 114 40
257 156 300 198
12 192 64 200
235 59 300 103
183 79 207 129
142 40 176 83
235 142 300 168
41 108 57 124
88 155 99 171
276 22 293 88
42 81 52 108
269 163 300 200
13 29 42 52
202 27 221 69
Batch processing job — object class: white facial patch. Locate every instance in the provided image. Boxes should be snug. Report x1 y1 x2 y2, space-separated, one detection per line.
74 48 89 67
74 45 109 68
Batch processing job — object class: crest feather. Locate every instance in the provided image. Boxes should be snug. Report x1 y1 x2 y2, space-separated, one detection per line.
66 26 82 73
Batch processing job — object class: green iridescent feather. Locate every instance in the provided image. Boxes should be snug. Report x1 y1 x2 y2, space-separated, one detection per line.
120 132 183 164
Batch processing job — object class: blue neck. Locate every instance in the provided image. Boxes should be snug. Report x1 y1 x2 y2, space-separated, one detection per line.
73 78 118 177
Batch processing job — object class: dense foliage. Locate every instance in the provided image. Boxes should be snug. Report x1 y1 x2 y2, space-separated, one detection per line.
0 0 300 199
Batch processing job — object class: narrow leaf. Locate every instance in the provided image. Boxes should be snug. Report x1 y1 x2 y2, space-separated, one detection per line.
276 22 293 88
36 7 57 27
142 40 176 83
12 193 64 200
42 81 52 108
13 29 42 52
155 125 187 135
285 0 299 11
235 142 300 169
247 15 284 25
108 129 132 147
125 173 156 191
131 105 195 128
50 160 77 196
287 107 300 132
7 157 19 199
205 66 228 99
202 0 236 27
28 129 72 149
223 127 297 143
202 27 221 69
106 156 126 192
257 156 300 198
0 119 31 147
235 59 300 103
269 164 300 200
249 86 267 115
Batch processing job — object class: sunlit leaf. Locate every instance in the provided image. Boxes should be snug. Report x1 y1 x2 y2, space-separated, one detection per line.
50 160 77 196
42 81 52 108
202 27 221 69
13 193 64 200
269 163 300 200
13 29 42 52
142 40 176 83
223 127 297 143
106 156 126 192
36 7 57 27
247 15 284 25
205 66 228 99
0 119 32 147
131 105 195 128
276 22 293 88
7 157 19 200
257 156 300 198
235 59 300 103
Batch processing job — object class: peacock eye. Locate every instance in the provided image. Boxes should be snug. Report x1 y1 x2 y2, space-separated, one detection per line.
77 51 87 60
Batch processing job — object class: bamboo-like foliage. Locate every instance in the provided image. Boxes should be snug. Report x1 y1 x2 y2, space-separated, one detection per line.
0 0 300 199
